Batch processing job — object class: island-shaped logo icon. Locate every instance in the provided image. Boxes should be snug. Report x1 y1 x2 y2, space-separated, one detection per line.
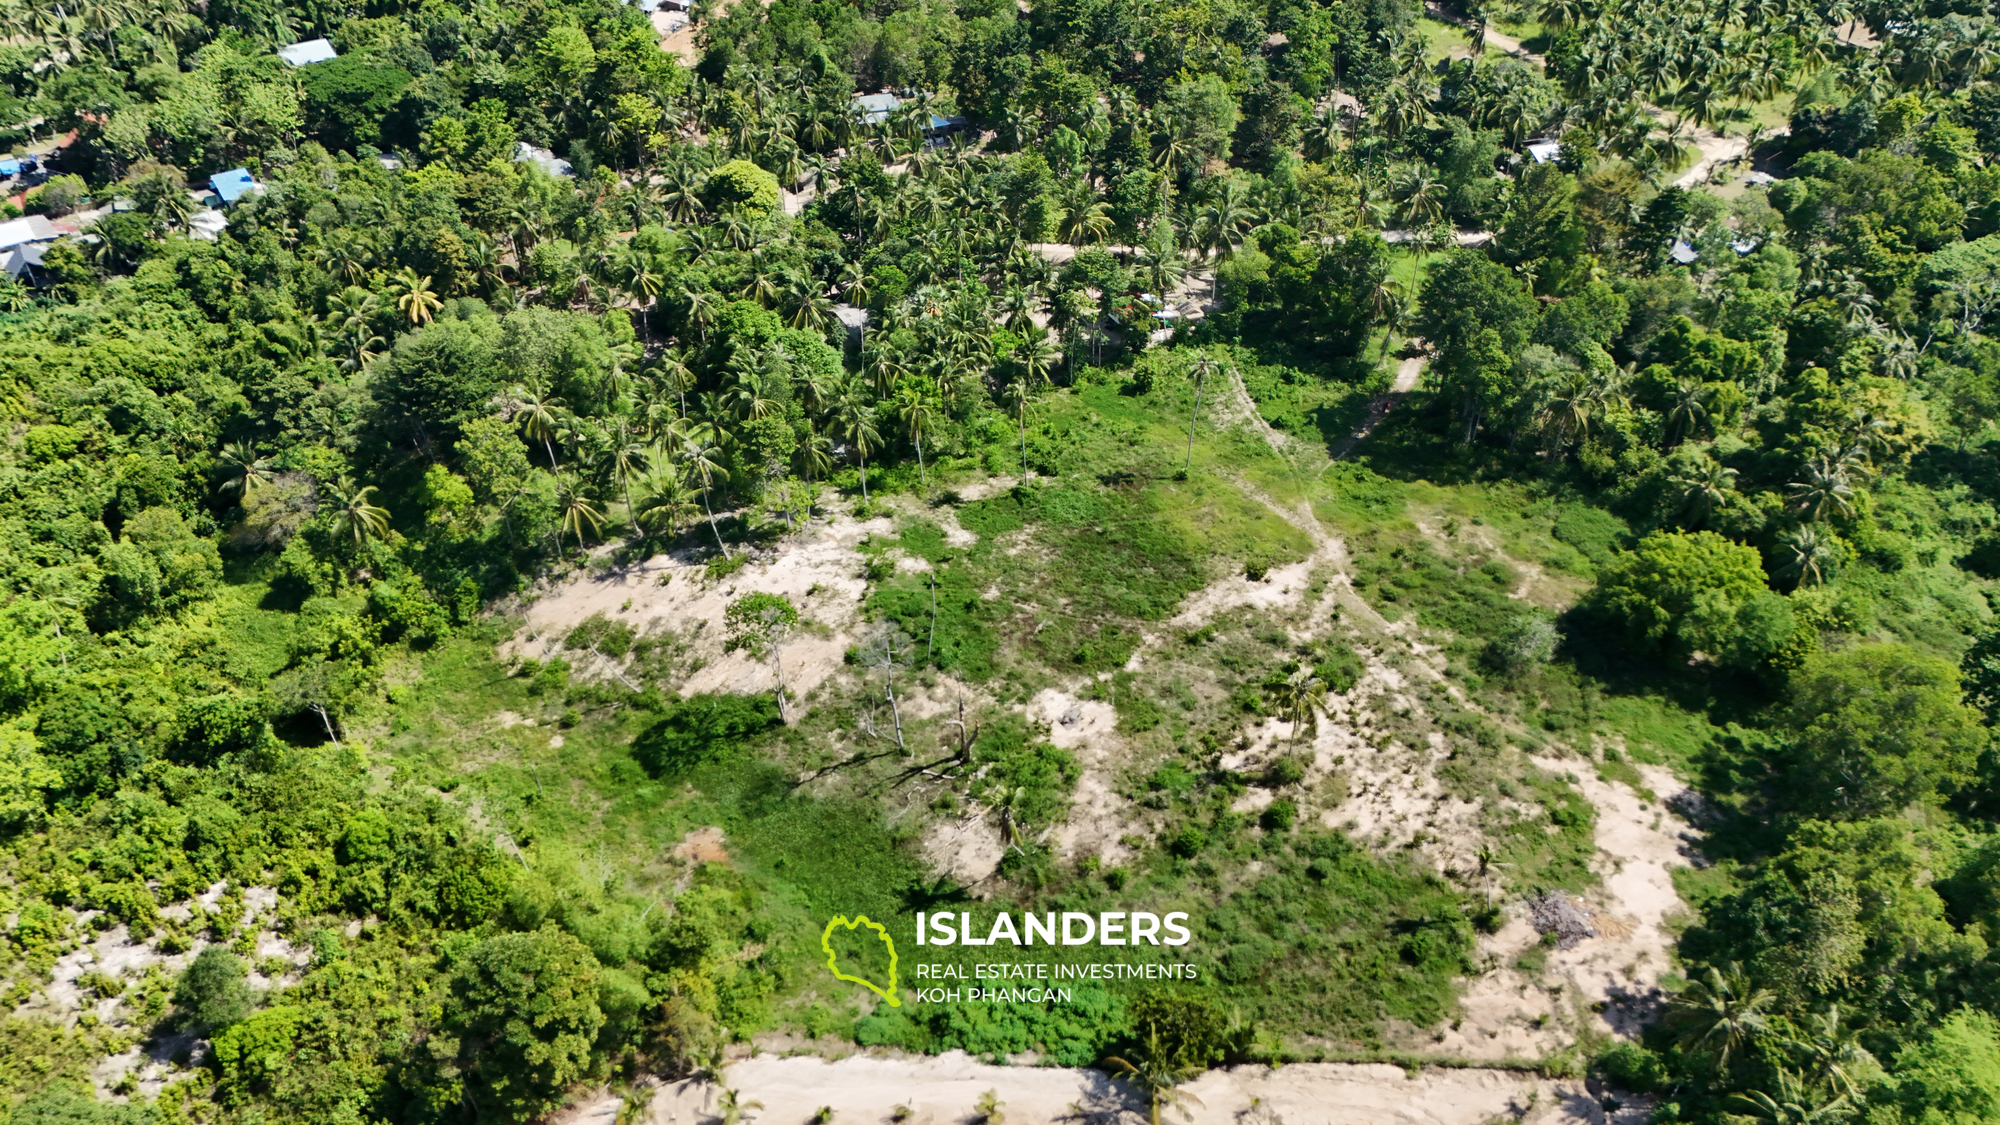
821 914 901 1008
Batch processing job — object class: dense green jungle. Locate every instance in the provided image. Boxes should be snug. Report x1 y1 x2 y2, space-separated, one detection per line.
5 0 2000 1120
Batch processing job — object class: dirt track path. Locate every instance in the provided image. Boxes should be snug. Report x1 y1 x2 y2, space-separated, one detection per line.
1334 351 1426 460
560 1053 1649 1125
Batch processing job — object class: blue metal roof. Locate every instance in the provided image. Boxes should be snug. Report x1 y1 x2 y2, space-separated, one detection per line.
0 159 17 177
210 168 256 204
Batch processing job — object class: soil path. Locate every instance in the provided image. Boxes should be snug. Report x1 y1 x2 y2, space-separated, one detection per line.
1334 351 1427 461
561 1053 1649 1125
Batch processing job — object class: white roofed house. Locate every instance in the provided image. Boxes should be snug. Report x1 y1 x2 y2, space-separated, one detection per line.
0 215 60 287
277 38 340 66
277 38 339 66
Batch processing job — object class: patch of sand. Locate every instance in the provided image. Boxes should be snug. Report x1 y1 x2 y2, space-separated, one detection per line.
671 826 730 864
564 1051 1647 1125
1027 689 1137 867
505 515 891 711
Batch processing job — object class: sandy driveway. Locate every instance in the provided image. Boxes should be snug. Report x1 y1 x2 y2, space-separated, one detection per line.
560 1052 1646 1125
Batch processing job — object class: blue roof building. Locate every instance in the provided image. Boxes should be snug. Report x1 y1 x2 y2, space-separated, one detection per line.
0 158 18 178
209 168 258 206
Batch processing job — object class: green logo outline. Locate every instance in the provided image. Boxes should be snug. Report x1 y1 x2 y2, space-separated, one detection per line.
821 914 901 1007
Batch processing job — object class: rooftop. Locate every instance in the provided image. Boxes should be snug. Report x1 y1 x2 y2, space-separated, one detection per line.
0 215 58 251
278 38 340 66
210 168 259 204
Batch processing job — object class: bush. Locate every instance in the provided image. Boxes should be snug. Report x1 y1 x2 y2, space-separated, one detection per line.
1259 799 1297 831
23 175 88 217
1314 643 1364 693
632 694 782 776
1167 824 1207 858
173 947 254 1032
565 613 636 658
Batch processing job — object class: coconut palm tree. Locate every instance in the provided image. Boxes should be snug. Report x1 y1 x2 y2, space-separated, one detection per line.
386 267 442 328
1185 352 1221 472
1271 671 1329 755
1669 459 1738 528
634 459 698 539
215 442 274 498
555 473 605 554
827 380 882 504
324 477 391 551
1787 456 1856 521
1102 1029 1206 1125
894 376 943 488
1669 962 1775 1076
512 382 566 468
717 1088 763 1125
676 421 733 559
1779 525 1838 588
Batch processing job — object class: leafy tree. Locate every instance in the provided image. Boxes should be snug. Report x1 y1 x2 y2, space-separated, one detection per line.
1597 530 1770 654
174 947 255 1033
1783 645 1987 818
725 592 801 722
436 926 605 1123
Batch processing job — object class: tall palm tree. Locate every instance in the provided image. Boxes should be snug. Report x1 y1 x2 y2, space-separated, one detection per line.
1669 962 1775 1076
324 477 391 551
894 376 943 488
828 381 882 504
1669 460 1738 529
677 422 733 558
215 442 274 498
512 382 566 468
1779 525 1838 588
555 473 605 554
1271 671 1329 755
1185 352 1221 472
634 456 697 539
1787 456 1856 521
386 268 442 328
1002 379 1035 477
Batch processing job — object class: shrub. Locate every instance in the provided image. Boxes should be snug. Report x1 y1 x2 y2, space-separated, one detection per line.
173 947 254 1032
632 694 782 776
1167 824 1206 858
1260 799 1297 831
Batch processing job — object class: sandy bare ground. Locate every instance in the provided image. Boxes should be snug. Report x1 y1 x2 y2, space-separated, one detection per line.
504 514 893 710
559 1052 1647 1125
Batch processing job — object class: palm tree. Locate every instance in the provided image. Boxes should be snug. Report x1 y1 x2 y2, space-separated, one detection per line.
1669 460 1738 528
1185 352 1221 473
677 422 733 559
597 419 650 527
717 1088 763 1125
555 473 605 554
512 383 566 468
1669 962 1775 1076
894 376 943 488
1779 525 1838 588
1788 456 1856 521
1728 1070 1852 1125
828 381 882 504
324 477 391 551
634 456 698 539
1102 1030 1206 1125
1271 671 1329 755
1786 1006 1878 1100
1016 330 1062 390
215 442 274 498
1664 378 1710 445
1002 379 1035 477
386 268 442 328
